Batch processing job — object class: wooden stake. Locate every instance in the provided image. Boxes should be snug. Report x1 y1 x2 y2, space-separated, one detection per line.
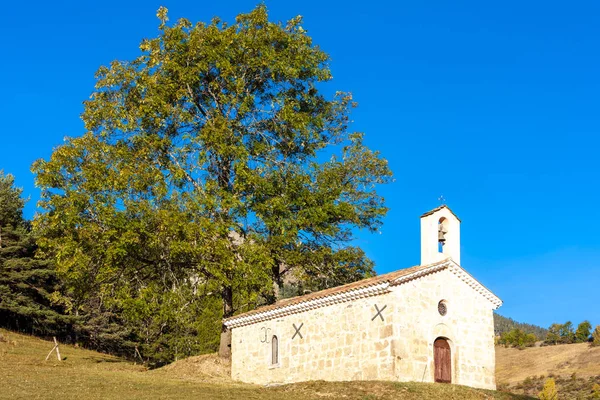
134 346 143 363
54 337 61 361
45 337 61 362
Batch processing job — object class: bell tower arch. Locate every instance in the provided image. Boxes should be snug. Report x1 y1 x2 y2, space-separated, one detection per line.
420 205 461 265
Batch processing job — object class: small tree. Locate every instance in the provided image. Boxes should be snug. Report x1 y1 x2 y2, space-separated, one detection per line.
500 328 536 348
592 325 600 347
538 378 558 400
592 383 600 399
575 320 592 343
546 323 562 345
559 321 575 344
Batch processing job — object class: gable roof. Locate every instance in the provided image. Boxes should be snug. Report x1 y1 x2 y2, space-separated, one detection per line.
224 258 502 329
420 205 462 222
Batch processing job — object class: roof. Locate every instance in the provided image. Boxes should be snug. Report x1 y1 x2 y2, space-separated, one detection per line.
224 258 502 329
420 205 462 222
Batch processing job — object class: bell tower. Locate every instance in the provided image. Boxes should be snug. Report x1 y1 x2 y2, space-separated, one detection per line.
420 205 461 265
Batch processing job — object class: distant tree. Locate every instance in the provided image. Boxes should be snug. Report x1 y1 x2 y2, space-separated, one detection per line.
545 323 562 345
499 328 536 348
0 171 72 338
559 321 575 344
32 5 392 359
592 326 600 347
493 313 547 340
575 320 592 343
538 378 558 400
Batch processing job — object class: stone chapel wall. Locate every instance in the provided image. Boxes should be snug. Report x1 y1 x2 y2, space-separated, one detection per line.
230 268 496 389
390 268 496 389
231 292 397 384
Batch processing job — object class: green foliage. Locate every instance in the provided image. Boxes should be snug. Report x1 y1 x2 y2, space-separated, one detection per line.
546 323 562 345
498 328 536 349
538 378 558 400
592 383 600 399
0 171 72 338
574 320 592 343
592 326 600 347
0 170 25 228
559 321 575 343
119 281 222 366
32 5 392 362
494 313 547 340
544 321 593 346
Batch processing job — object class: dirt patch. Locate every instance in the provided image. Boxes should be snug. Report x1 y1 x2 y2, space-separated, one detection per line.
150 353 232 383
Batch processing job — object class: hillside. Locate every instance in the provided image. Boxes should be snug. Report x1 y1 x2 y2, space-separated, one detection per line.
0 329 530 400
494 313 548 339
496 343 600 399
496 343 600 384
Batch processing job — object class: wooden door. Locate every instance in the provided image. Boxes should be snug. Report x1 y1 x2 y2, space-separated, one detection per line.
434 338 451 383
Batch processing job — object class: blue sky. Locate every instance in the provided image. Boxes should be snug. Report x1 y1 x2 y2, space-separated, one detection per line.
1 0 598 329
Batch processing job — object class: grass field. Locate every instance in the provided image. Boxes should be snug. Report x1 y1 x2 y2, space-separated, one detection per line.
0 329 531 400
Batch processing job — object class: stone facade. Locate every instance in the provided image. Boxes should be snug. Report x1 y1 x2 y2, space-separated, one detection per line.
230 265 497 389
227 206 501 390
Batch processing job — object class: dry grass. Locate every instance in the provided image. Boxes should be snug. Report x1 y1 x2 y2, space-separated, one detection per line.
149 353 233 383
496 343 600 384
500 374 600 400
0 329 531 400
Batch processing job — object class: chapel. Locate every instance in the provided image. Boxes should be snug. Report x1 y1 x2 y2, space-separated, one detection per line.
224 205 502 389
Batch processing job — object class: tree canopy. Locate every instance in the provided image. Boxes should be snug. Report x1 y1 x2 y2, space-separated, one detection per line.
32 5 392 359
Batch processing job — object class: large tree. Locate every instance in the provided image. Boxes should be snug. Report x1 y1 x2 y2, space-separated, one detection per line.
33 5 392 357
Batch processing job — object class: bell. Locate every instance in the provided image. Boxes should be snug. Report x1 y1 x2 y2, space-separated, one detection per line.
438 226 447 243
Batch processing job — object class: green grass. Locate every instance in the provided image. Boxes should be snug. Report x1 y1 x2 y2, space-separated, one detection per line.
0 329 532 400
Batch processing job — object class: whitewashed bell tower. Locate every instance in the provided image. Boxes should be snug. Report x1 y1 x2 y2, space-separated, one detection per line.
420 205 461 265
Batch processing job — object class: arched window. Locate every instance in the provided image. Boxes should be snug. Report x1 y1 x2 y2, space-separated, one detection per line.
271 335 279 365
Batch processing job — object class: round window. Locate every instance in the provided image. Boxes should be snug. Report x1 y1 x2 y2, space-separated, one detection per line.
438 300 447 316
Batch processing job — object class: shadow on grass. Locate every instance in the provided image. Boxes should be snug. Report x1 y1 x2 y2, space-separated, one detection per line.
84 356 125 364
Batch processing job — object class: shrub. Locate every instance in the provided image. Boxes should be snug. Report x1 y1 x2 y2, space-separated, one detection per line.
539 378 558 400
592 383 600 399
575 321 592 343
592 326 600 347
499 328 536 348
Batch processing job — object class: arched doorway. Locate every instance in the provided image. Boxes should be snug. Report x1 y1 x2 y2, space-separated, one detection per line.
434 337 451 383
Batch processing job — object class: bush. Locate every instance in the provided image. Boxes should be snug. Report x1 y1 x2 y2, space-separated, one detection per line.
539 378 558 400
592 326 600 347
499 328 536 348
575 320 592 343
592 383 600 399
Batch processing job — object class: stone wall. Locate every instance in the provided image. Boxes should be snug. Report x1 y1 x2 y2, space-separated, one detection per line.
391 268 496 389
230 268 496 389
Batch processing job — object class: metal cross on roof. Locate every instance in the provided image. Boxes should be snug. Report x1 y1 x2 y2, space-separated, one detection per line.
438 195 446 205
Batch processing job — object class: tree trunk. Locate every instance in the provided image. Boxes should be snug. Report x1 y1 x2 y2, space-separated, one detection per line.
272 263 283 301
218 285 233 359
